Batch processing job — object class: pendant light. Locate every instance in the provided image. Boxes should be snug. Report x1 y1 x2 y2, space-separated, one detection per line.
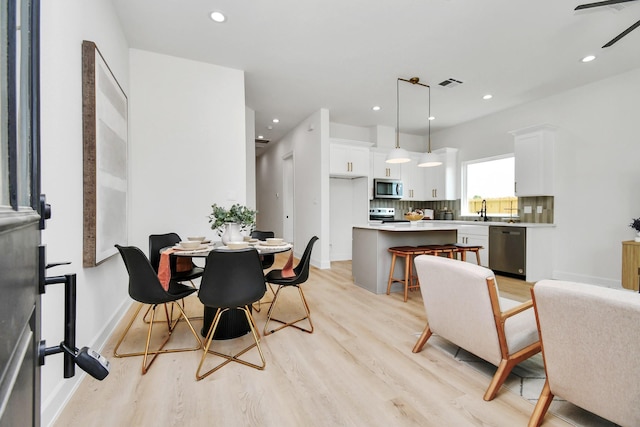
418 81 442 167
385 78 411 164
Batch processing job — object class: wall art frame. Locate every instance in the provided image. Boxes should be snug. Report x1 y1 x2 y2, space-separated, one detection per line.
82 40 128 267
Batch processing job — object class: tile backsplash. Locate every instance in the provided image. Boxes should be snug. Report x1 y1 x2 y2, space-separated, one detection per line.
370 196 554 223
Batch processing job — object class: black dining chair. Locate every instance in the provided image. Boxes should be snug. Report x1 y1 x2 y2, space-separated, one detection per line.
149 232 204 284
263 236 319 336
196 248 267 380
250 230 276 312
250 230 276 269
114 245 202 374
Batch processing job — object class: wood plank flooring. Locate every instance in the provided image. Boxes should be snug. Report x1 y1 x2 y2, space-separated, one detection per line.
53 255 569 427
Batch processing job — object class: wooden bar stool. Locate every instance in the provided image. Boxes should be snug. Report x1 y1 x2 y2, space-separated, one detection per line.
417 244 457 259
454 244 483 265
387 246 428 302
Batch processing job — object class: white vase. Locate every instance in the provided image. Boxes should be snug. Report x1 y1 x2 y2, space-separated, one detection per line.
221 223 243 244
635 232 640 242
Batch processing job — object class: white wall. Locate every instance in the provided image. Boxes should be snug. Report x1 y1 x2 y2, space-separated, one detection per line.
432 67 640 287
40 6 249 425
256 109 330 268
40 1 130 425
246 107 256 209
128 49 247 248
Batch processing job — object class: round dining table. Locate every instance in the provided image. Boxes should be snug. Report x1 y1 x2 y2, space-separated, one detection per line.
169 242 293 339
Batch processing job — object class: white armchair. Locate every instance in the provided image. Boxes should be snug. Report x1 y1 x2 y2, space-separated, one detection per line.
530 280 640 427
412 255 541 401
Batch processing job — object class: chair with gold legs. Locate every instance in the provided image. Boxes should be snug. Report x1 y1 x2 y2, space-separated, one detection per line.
250 230 276 312
114 245 202 375
196 248 267 381
263 236 318 336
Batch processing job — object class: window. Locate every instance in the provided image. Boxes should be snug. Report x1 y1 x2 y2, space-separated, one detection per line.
0 0 37 211
461 155 517 217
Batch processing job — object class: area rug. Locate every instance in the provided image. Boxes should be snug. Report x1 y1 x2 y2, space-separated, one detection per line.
426 335 619 427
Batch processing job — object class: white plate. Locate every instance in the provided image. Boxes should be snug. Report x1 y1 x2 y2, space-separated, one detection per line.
263 240 286 246
173 244 208 251
255 243 292 251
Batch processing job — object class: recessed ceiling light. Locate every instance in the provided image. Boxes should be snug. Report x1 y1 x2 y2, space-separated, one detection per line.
428 116 435 121
272 118 279 123
267 125 273 130
581 55 596 63
483 94 493 100
210 11 226 23
372 106 381 111
257 135 264 139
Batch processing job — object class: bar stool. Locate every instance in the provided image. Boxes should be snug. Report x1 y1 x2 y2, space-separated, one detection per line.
454 244 483 265
417 244 458 259
386 246 431 302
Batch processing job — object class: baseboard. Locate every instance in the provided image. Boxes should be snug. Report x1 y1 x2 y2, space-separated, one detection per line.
552 270 621 289
42 297 132 427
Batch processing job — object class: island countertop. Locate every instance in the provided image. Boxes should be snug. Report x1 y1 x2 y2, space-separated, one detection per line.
356 220 555 230
352 225 458 295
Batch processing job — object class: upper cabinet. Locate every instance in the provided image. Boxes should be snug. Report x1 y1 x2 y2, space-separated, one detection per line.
424 147 458 201
371 150 401 180
401 155 425 200
329 139 372 178
511 125 556 197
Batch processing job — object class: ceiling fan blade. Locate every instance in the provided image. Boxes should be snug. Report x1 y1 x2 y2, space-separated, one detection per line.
575 0 637 10
602 17 640 46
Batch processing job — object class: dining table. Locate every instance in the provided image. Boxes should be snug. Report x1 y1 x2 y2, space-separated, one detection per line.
163 241 293 339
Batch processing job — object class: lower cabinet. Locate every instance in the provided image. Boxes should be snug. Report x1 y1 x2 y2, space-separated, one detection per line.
457 225 488 266
622 240 640 291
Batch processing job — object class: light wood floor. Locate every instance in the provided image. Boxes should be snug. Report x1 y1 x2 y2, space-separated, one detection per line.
53 255 570 427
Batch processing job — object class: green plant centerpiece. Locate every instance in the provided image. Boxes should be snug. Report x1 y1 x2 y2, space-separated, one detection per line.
209 203 257 240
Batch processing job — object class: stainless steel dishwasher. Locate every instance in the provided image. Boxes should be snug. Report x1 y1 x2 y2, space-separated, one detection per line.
489 226 526 278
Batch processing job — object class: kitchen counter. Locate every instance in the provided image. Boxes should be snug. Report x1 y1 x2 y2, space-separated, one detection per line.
365 220 554 229
353 220 555 291
427 220 555 228
352 225 458 294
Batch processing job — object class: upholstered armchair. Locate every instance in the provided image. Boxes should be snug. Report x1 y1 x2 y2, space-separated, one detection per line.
530 280 640 427
412 255 541 401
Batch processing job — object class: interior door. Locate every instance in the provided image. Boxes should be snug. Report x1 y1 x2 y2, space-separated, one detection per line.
0 0 42 425
282 153 294 243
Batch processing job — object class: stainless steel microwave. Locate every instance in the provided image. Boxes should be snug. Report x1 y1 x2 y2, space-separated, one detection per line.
373 179 403 199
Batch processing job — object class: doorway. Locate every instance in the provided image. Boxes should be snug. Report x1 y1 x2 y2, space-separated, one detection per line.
282 153 294 243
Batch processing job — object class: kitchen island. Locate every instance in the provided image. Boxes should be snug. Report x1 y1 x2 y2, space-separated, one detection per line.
352 223 458 294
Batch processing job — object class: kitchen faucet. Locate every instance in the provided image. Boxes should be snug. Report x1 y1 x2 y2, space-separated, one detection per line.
478 199 488 222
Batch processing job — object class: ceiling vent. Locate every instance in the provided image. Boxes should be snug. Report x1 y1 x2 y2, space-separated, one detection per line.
438 78 463 88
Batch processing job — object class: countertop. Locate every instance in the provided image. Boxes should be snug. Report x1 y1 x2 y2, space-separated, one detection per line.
358 220 555 231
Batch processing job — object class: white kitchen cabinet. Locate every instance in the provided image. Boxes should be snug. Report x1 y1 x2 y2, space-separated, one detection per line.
401 155 425 200
424 147 458 200
330 139 371 178
371 150 401 179
457 225 488 266
511 125 556 196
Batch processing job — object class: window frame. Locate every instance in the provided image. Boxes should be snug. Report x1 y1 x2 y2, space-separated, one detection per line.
460 153 515 217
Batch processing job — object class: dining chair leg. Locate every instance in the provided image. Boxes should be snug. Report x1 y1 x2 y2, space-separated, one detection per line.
196 306 265 381
114 302 202 375
252 283 277 312
263 284 314 336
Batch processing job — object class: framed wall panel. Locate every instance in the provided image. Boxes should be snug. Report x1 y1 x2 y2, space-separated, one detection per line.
82 40 127 267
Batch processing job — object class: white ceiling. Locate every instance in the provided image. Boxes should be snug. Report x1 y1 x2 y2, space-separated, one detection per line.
112 0 640 148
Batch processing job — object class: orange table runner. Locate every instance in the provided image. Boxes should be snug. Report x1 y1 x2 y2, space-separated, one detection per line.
281 251 295 278
158 249 194 290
